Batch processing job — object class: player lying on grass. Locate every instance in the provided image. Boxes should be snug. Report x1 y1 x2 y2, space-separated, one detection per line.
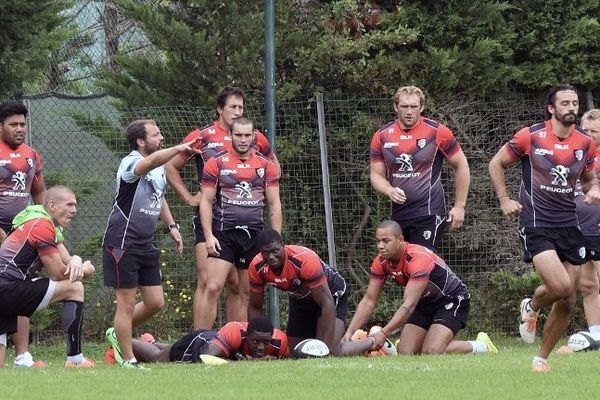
248 229 378 356
344 220 497 355
106 316 288 363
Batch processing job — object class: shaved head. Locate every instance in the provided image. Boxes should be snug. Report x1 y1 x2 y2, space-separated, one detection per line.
44 185 77 227
377 220 403 238
44 185 75 207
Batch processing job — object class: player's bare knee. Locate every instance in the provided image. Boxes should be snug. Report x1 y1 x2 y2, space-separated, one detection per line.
546 281 572 299
56 280 84 302
144 296 165 313
70 281 84 300
116 297 136 315
554 296 576 313
580 279 599 297
196 276 207 291
205 281 225 299
225 280 240 295
421 344 444 355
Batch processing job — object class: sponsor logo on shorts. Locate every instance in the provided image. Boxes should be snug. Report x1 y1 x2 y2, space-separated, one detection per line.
580 247 586 259
445 302 454 310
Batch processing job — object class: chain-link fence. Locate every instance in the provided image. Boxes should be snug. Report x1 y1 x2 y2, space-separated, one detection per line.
22 91 598 343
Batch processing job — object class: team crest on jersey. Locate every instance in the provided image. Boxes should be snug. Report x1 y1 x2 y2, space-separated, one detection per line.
574 150 583 161
236 181 253 198
550 165 569 186
416 139 426 149
26 158 34 169
423 230 431 240
256 168 265 178
395 154 413 171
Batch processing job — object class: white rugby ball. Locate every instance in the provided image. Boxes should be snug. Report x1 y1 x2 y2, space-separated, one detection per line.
567 331 600 352
293 339 330 358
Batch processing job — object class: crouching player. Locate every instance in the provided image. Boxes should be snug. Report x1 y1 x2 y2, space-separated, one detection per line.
248 229 377 356
124 316 288 363
344 220 497 355
0 186 95 367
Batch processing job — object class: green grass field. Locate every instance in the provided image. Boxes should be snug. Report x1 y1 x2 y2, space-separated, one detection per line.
3 339 599 400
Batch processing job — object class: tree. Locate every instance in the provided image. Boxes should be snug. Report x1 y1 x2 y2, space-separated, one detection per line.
508 0 600 90
98 0 600 105
0 0 74 98
97 0 266 108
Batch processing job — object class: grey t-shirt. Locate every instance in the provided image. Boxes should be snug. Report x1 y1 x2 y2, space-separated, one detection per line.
102 151 166 249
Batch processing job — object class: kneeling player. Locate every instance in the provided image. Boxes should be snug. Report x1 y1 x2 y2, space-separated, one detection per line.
0 186 95 368
125 316 288 363
344 220 497 355
248 229 377 356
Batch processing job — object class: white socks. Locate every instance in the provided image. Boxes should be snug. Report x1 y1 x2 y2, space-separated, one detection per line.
469 340 488 353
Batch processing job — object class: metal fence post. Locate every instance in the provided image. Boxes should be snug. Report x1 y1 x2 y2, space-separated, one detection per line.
315 93 337 270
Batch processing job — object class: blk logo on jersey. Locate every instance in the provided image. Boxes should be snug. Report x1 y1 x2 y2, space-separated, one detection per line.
550 165 569 186
236 181 253 198
11 171 26 191
395 154 413 171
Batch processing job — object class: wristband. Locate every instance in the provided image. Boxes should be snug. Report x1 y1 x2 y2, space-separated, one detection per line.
168 223 180 230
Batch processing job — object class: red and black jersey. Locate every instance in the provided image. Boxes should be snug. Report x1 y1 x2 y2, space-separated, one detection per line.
249 244 346 301
211 321 289 359
177 121 273 187
201 150 279 231
505 121 596 228
0 218 58 282
370 117 461 221
370 243 469 304
0 140 43 231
